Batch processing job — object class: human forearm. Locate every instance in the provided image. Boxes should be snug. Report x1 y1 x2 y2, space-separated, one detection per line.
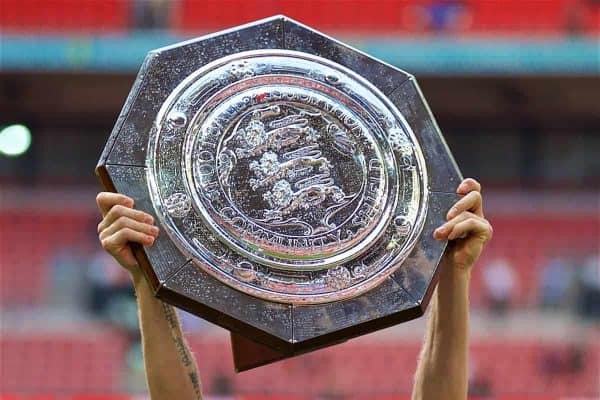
411 178 492 400
412 260 470 400
96 193 203 399
133 272 203 400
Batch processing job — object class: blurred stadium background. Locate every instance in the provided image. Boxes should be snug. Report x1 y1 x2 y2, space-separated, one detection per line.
0 0 598 399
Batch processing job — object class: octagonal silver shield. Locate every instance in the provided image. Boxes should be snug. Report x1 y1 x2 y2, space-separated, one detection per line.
97 15 462 370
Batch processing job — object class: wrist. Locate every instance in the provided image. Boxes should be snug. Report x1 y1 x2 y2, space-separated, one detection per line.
439 256 471 278
438 257 471 297
130 267 147 288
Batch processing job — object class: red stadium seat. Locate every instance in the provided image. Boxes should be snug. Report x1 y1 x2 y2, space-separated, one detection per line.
173 0 600 35
0 0 130 33
0 210 94 307
0 330 597 395
1 0 597 35
0 331 127 391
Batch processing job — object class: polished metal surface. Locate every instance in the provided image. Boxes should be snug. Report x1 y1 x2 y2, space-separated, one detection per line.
147 50 428 304
97 16 462 356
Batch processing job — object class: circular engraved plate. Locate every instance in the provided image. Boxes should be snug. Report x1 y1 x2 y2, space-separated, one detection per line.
147 50 428 304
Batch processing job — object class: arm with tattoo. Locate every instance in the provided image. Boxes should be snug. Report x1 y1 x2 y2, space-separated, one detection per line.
97 193 203 399
135 274 203 399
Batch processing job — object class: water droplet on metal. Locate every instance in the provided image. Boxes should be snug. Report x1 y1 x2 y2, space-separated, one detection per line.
167 111 187 128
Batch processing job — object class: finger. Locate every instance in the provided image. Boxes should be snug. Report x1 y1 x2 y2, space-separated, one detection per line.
97 204 154 233
447 190 483 219
99 216 159 241
457 178 481 195
101 227 155 252
96 192 134 217
447 217 493 242
434 211 476 239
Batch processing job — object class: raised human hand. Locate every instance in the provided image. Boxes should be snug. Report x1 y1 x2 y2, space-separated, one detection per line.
96 192 159 275
433 178 493 270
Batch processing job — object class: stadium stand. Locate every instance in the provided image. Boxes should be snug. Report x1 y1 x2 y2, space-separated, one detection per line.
174 0 600 34
473 214 599 306
0 0 131 33
1 0 599 34
0 331 128 392
1 334 598 396
0 210 94 306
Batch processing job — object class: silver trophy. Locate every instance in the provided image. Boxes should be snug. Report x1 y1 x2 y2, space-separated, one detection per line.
97 16 461 371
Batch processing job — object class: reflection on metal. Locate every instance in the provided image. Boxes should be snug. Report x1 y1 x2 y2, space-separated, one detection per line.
148 50 428 304
97 15 462 363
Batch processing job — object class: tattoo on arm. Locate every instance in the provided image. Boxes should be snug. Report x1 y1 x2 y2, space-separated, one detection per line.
189 371 203 399
161 302 203 399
